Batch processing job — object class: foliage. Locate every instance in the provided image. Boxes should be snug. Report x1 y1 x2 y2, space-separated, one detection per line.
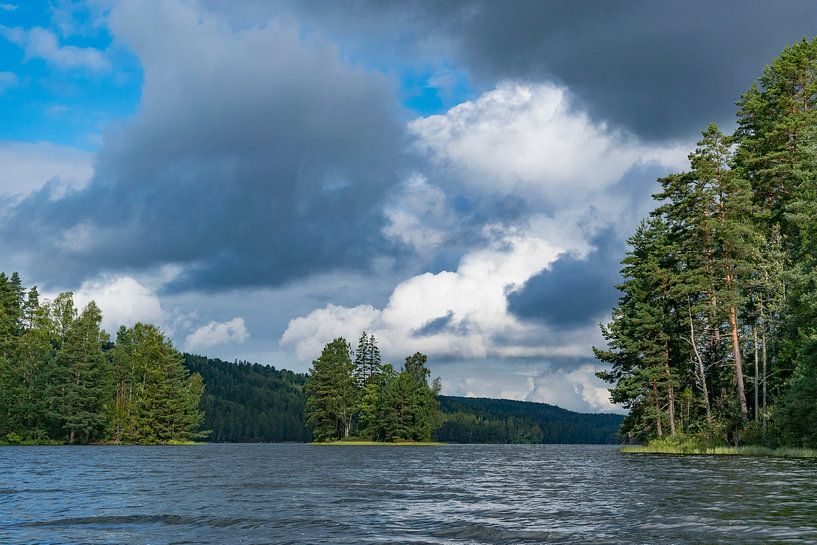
0 272 203 444
596 38 817 449
183 354 310 442
435 397 623 444
305 336 442 443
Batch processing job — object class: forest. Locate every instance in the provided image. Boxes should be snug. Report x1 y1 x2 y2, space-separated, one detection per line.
0 273 204 444
183 351 623 444
436 397 622 444
595 39 817 448
184 354 310 442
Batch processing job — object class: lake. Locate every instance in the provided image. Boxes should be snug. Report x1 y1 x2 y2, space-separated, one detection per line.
1 444 815 544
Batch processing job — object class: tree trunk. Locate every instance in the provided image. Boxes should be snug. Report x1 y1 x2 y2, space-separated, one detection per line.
653 380 663 437
729 304 749 422
69 429 75 445
664 342 677 436
688 303 712 422
753 326 759 422
762 330 768 437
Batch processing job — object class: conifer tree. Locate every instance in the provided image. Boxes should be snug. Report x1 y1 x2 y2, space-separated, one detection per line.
305 338 357 441
52 301 112 444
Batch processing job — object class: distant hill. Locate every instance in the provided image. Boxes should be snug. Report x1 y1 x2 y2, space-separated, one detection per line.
436 396 624 444
184 354 311 442
183 354 623 444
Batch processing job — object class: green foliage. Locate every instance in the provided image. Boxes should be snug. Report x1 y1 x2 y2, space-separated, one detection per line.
183 354 310 442
306 338 357 441
110 323 204 444
305 337 442 443
0 272 204 445
436 397 623 444
597 39 817 448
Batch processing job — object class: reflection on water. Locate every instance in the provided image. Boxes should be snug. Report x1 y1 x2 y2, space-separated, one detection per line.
1 444 815 544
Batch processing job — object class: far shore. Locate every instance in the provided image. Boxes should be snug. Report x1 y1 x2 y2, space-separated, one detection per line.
311 440 447 446
621 444 817 459
0 440 202 447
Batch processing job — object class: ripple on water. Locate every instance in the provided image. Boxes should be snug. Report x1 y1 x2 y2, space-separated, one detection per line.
1 444 816 545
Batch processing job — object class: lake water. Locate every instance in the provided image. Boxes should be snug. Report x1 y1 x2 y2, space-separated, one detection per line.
1 443 816 544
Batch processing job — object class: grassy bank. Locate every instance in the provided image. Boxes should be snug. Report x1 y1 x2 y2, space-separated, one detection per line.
621 443 817 459
312 440 447 446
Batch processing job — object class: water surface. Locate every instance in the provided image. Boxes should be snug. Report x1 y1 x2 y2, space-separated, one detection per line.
1 444 815 544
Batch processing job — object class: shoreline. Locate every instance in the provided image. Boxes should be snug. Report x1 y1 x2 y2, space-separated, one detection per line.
311 440 447 446
0 440 202 447
621 444 817 459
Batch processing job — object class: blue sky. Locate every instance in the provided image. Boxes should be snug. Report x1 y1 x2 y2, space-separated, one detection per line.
0 1 470 149
1 0 815 413
0 1 141 148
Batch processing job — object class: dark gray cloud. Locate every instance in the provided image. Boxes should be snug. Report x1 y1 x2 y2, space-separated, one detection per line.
507 228 623 329
289 0 817 141
1 1 409 291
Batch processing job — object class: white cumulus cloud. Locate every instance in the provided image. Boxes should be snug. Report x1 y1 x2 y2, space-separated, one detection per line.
282 223 563 362
72 276 165 333
186 317 249 351
409 82 686 205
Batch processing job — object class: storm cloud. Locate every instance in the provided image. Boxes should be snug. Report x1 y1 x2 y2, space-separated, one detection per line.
289 0 817 140
2 0 407 290
507 229 624 329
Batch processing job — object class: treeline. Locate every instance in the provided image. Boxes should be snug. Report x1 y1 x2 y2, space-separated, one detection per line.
306 333 441 442
184 354 310 442
436 397 623 444
0 272 204 444
596 39 817 447
180 353 624 443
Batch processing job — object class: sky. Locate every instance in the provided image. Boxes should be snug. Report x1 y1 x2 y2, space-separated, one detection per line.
2 0 815 413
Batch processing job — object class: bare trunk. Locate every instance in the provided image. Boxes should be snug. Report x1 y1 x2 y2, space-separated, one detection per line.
653 380 663 438
729 304 749 422
762 330 768 436
664 342 677 436
753 326 759 422
688 304 712 422
69 429 75 445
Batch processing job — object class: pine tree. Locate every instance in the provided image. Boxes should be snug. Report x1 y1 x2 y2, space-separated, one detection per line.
110 323 204 444
52 301 112 444
305 338 357 441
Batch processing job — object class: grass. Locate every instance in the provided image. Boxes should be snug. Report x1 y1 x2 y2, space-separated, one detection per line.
621 443 817 459
312 440 447 446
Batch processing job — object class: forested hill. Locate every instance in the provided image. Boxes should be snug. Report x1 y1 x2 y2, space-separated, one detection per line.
436 397 623 444
183 354 311 442
183 354 623 444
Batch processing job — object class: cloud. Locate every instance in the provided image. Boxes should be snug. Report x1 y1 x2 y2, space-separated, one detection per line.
0 71 18 93
0 141 94 198
0 4 16 12
382 174 454 255
71 275 165 333
0 0 405 290
288 0 817 140
185 317 249 351
506 228 624 329
281 222 564 362
430 358 620 413
0 26 109 71
409 82 685 207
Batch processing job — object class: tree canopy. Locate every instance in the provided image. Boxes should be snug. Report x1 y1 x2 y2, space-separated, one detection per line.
596 38 817 448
